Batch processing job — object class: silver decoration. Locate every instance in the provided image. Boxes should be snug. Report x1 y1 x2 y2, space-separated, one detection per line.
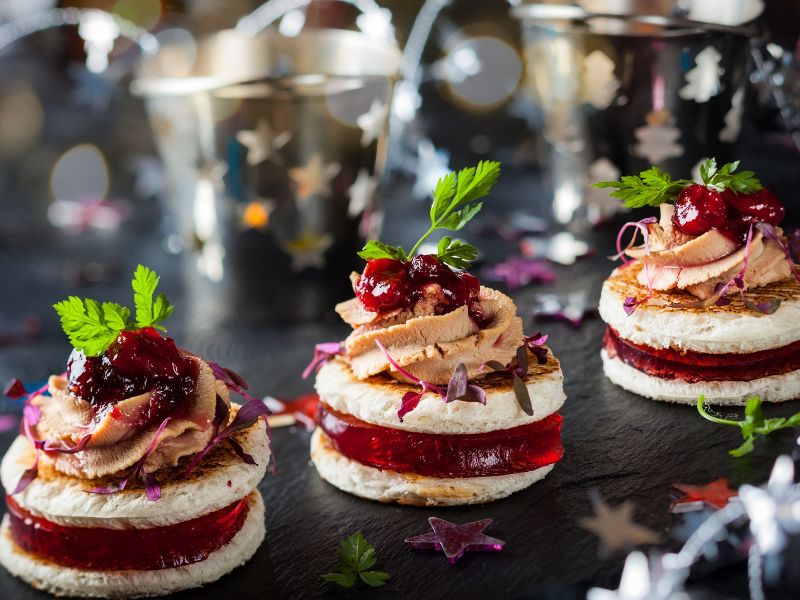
288 154 341 204
585 158 623 224
633 110 684 165
581 50 619 110
236 119 291 166
521 232 589 265
588 551 689 600
348 169 378 217
678 46 724 103
357 100 388 147
412 139 450 199
719 87 745 143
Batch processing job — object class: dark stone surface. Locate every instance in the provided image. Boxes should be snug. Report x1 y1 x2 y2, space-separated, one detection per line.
1 156 800 600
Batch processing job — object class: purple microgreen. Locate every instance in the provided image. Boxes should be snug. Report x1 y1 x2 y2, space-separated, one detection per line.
612 218 656 315
512 374 533 416
11 452 40 495
90 417 172 500
523 333 549 365
302 342 345 379
445 364 486 406
374 340 446 421
3 378 26 399
480 346 533 415
482 256 556 290
743 297 781 315
788 229 800 262
209 361 274 473
756 222 800 284
184 394 270 477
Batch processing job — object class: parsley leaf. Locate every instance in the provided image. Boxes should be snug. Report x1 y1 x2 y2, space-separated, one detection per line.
593 166 691 208
132 264 173 331
698 158 762 194
437 236 479 269
53 297 132 357
357 240 408 262
356 161 501 270
697 395 800 457
322 532 390 589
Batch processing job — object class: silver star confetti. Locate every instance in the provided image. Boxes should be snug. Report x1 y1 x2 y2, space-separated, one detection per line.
678 46 724 103
633 110 684 165
347 169 378 217
588 551 689 600
580 493 661 554
280 231 334 271
530 291 594 328
288 154 341 202
356 99 388 147
236 119 291 166
520 231 590 265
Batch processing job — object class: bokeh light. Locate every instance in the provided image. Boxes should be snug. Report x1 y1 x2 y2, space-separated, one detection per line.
50 144 109 203
0 82 43 157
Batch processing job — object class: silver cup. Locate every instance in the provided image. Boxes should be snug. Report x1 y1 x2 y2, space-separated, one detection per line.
133 29 401 322
512 1 761 226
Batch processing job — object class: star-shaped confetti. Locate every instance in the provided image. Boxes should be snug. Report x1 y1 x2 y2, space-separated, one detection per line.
405 517 505 564
530 290 594 328
348 169 378 217
289 154 341 202
236 119 291 166
482 256 556 290
356 99 388 147
588 551 687 600
520 231 590 265
580 494 661 553
670 478 738 513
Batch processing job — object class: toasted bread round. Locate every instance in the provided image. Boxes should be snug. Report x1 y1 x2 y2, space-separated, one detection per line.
602 349 800 405
600 265 800 354
0 414 269 528
310 428 553 506
316 353 565 434
0 490 264 598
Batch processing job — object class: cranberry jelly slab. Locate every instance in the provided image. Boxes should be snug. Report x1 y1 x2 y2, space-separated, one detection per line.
67 327 198 427
319 403 563 478
6 494 249 571
604 326 800 383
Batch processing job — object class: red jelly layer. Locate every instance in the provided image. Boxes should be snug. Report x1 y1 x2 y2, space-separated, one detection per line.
318 404 563 478
6 495 249 571
604 326 800 383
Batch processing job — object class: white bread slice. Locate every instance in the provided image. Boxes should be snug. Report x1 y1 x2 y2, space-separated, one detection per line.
0 410 269 529
310 428 553 506
0 491 265 599
316 353 565 434
602 349 800 405
600 264 800 354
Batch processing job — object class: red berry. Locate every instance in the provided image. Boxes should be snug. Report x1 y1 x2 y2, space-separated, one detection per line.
673 185 729 235
408 254 451 283
722 188 784 226
355 258 410 312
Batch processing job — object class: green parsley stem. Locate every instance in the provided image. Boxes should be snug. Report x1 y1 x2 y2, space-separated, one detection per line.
696 396 739 427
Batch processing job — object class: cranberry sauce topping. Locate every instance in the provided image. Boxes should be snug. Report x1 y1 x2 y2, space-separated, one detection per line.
67 327 198 425
604 326 800 383
672 185 785 244
319 403 563 478
354 255 486 324
6 494 249 571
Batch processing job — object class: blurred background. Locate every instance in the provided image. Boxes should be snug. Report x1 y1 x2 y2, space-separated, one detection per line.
0 0 799 343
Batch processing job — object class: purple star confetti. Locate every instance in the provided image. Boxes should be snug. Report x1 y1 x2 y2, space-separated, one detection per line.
482 256 557 290
530 291 595 328
405 517 505 564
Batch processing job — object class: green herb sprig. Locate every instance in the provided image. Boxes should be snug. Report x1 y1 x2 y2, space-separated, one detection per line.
53 265 172 357
321 532 390 589
593 158 762 209
358 160 501 269
697 395 800 457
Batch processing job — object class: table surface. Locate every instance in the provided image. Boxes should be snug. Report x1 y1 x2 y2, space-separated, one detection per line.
2 150 800 600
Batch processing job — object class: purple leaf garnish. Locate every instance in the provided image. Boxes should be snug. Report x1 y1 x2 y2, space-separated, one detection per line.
302 342 345 379
523 332 549 365
788 229 800 262
3 378 26 399
613 217 658 315
481 344 534 416
482 256 557 290
90 417 172 501
184 394 271 477
756 222 800 284
209 361 274 473
13 433 93 495
743 297 781 315
445 364 486 406
375 341 447 422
